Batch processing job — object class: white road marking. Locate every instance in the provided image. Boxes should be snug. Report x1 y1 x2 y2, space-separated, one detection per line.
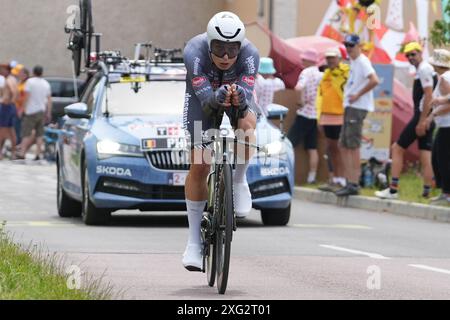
408 264 450 275
3 221 78 228
293 224 372 230
320 244 391 260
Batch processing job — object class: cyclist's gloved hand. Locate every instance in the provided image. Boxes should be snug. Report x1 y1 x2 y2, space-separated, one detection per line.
203 85 231 116
233 85 249 117
214 85 231 107
233 85 247 108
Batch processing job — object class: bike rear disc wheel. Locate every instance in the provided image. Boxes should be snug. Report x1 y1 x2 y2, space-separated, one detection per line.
215 164 234 295
80 0 93 69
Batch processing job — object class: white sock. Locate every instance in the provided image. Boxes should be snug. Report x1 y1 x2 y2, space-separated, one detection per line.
338 178 347 187
186 200 206 246
332 177 339 185
234 162 250 184
307 172 317 184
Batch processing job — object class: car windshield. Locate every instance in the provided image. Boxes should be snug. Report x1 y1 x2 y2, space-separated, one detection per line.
101 81 186 116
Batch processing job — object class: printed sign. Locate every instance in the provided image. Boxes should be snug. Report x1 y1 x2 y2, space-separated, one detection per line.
361 64 394 162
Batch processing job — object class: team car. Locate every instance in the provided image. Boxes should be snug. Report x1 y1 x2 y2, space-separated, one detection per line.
56 48 295 226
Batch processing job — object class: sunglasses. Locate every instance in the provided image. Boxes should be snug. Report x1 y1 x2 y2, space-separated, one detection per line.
210 40 241 59
406 52 417 58
344 43 356 48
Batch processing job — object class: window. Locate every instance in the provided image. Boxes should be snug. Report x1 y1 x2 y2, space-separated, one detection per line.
100 81 186 116
48 80 63 97
61 81 84 98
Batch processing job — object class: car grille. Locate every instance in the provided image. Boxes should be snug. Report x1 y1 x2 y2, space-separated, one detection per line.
146 150 190 171
249 177 290 199
96 177 185 200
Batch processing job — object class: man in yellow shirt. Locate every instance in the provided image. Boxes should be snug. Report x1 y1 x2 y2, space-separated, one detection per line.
316 48 350 191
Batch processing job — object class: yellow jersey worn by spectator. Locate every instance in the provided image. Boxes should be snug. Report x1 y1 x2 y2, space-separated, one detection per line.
316 62 350 124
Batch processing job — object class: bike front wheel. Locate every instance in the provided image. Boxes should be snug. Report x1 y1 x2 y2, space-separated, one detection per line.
215 164 234 295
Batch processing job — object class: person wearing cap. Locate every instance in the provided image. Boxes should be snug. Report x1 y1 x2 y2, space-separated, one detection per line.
11 64 24 78
375 41 438 200
16 65 52 161
255 57 285 116
316 47 350 192
0 63 19 160
335 34 380 197
424 49 450 206
14 67 30 146
287 48 323 185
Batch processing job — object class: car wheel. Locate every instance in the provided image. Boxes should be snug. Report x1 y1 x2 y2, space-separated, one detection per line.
261 204 291 226
57 161 82 218
82 165 111 226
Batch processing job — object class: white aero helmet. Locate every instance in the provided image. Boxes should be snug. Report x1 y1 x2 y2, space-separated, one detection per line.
207 11 246 48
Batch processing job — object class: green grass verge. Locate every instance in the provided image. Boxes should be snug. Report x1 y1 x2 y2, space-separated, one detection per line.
0 222 115 300
359 172 440 204
306 172 440 205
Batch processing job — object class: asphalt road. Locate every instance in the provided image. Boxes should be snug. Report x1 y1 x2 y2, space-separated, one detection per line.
1 160 450 300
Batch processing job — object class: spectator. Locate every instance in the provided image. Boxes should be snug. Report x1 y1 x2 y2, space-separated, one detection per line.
255 57 285 116
0 64 19 160
287 48 323 184
335 34 380 197
14 66 29 146
16 66 52 160
0 74 4 156
375 42 437 200
0 74 4 98
426 49 450 206
317 47 350 192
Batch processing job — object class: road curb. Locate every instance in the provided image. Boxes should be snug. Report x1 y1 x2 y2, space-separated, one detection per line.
294 187 450 223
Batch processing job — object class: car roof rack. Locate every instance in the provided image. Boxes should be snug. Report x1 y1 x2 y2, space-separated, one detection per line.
91 43 185 79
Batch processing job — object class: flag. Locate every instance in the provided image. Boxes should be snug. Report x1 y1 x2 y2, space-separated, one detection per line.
322 25 344 42
315 1 340 36
403 22 420 44
385 0 404 30
337 0 351 7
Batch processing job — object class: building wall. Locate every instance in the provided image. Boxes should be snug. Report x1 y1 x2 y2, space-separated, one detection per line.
0 0 223 77
272 0 298 39
225 0 442 39
224 0 270 25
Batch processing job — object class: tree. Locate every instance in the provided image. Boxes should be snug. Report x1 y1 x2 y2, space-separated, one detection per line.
430 2 450 47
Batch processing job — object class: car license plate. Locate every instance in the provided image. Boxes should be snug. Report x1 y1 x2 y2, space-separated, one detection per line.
172 173 188 186
141 138 186 151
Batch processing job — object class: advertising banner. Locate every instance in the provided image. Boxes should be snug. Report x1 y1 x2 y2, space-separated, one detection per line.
361 64 395 161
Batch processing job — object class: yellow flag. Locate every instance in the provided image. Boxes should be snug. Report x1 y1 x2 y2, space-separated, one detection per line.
431 0 438 15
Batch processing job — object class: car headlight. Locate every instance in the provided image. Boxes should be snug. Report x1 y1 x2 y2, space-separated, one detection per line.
97 140 144 159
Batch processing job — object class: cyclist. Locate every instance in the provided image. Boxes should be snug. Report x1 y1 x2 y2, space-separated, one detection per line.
182 12 260 271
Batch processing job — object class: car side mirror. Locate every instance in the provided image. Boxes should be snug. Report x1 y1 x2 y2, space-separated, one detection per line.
267 104 289 134
65 103 90 119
